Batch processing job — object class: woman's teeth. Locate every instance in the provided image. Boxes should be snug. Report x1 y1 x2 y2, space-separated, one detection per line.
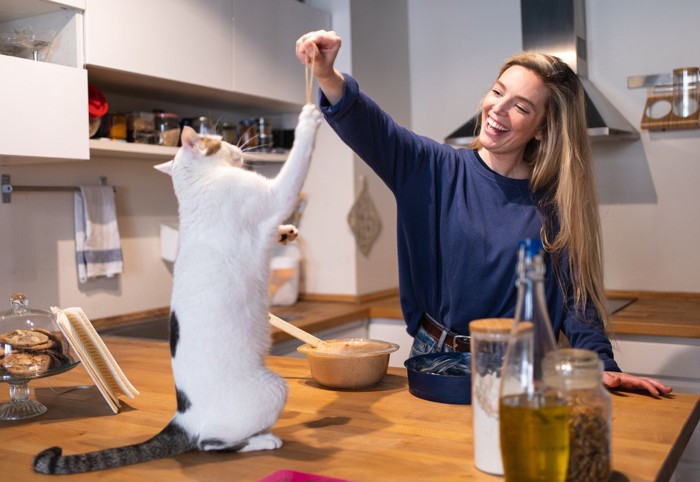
487 117 509 132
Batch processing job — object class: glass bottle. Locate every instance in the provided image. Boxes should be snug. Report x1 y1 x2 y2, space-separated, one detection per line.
499 239 569 482
553 348 612 482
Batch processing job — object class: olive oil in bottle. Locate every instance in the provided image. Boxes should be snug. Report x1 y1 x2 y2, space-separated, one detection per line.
500 393 569 482
499 239 569 482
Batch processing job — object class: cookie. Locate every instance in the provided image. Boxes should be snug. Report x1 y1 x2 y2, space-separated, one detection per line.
2 352 52 375
24 339 56 351
0 329 49 348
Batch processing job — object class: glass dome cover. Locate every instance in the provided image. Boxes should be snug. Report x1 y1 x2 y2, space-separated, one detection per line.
0 293 79 420
0 293 77 381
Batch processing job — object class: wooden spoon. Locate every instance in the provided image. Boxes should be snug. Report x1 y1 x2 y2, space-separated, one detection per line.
268 313 326 348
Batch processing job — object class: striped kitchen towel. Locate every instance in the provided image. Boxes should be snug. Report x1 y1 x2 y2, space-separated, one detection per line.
74 185 124 283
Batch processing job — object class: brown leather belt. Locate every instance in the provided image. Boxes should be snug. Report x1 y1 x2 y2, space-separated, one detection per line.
420 314 471 352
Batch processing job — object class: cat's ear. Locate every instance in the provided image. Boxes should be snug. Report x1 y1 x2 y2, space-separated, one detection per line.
181 126 199 150
153 160 173 176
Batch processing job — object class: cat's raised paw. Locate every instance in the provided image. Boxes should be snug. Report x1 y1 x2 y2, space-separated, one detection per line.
299 103 323 128
277 224 298 245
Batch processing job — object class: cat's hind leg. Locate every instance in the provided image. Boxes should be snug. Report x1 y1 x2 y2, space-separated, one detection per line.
277 224 298 245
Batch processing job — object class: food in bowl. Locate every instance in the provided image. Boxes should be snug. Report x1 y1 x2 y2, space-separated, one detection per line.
297 338 399 389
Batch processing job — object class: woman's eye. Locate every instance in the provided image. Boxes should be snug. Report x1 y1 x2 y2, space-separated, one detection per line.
491 88 503 97
515 104 530 114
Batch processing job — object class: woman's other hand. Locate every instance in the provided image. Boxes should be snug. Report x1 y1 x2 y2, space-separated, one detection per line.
604 371 673 397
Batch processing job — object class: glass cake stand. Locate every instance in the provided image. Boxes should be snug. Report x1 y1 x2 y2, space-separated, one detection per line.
0 293 79 420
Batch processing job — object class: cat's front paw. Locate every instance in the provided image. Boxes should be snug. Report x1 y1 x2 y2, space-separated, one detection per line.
298 104 323 131
277 224 298 245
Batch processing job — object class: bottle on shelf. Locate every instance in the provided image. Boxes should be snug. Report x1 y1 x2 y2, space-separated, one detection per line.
499 238 569 482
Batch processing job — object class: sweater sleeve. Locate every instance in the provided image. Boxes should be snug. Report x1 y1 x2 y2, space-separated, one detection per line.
563 308 621 372
318 73 444 194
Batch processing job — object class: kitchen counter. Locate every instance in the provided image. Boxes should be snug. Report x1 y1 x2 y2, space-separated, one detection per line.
1 338 698 481
268 291 700 343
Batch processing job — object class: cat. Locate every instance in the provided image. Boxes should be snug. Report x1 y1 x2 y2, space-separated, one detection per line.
33 103 323 474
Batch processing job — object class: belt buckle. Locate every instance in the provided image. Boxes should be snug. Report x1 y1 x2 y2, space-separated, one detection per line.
452 334 471 352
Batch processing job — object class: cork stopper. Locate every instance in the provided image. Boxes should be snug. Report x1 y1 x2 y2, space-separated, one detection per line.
469 318 514 334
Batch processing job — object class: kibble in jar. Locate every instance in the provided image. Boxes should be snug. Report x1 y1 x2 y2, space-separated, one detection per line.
554 349 612 482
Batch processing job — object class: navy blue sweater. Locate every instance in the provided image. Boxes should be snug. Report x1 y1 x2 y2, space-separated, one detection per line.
319 74 620 372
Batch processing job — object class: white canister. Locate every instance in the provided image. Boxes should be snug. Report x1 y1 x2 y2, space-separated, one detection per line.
469 318 513 475
269 244 301 306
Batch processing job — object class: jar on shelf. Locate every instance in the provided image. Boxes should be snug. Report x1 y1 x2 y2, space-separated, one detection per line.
550 348 612 482
220 122 237 144
257 117 273 149
192 116 215 135
238 118 258 149
155 112 180 146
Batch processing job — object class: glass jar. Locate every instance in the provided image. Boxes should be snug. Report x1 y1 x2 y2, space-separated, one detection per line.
672 67 699 118
192 116 214 135
469 317 513 475
238 118 258 149
155 112 180 146
220 122 237 144
552 348 612 482
257 117 273 149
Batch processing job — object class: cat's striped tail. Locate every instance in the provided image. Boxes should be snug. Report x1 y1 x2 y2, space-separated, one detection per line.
33 421 196 474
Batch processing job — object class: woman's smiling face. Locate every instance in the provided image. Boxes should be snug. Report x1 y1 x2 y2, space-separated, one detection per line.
478 65 549 158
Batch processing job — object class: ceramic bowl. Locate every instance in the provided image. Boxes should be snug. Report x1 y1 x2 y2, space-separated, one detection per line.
297 338 399 389
404 352 472 405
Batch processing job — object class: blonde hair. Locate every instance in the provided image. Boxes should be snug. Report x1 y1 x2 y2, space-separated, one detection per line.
471 52 610 328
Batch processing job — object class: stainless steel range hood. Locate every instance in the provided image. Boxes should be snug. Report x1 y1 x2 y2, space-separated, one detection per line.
445 0 639 146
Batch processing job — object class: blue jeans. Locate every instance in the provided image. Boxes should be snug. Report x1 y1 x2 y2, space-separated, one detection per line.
409 325 473 371
409 325 460 356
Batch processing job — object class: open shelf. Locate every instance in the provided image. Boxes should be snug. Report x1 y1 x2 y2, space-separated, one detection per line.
89 139 287 163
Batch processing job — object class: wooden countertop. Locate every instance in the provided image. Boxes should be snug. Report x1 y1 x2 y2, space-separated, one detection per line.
268 291 700 343
1 338 698 481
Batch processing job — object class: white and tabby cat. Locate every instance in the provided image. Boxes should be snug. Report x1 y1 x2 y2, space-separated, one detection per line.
34 103 323 474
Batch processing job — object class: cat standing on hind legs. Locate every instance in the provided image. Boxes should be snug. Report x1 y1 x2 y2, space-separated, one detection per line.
33 103 323 474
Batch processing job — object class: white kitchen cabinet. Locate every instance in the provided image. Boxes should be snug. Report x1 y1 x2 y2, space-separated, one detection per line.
0 0 88 164
613 335 700 482
84 0 234 92
232 0 330 104
368 317 414 367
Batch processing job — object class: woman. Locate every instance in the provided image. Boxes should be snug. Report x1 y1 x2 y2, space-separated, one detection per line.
296 30 671 396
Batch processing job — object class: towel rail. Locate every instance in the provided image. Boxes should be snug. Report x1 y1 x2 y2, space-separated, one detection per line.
1 174 115 204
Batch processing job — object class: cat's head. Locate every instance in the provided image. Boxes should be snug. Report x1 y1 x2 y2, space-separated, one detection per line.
154 126 244 177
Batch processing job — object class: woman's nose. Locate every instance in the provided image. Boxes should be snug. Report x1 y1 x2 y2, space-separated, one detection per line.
491 98 507 115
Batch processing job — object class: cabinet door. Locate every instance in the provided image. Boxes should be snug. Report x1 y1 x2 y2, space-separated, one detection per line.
0 55 88 162
232 0 330 104
84 0 234 91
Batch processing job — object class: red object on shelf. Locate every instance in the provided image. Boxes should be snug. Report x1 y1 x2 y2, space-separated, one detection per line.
88 83 108 118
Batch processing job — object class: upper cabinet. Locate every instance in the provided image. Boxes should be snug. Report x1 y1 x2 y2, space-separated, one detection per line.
85 0 330 108
231 0 331 104
2 0 330 164
84 0 234 92
0 0 89 164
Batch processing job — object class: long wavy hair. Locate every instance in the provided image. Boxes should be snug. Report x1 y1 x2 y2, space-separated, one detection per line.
470 52 610 328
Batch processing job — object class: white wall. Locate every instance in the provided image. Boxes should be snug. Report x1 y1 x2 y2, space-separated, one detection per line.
406 0 700 293
0 157 177 317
